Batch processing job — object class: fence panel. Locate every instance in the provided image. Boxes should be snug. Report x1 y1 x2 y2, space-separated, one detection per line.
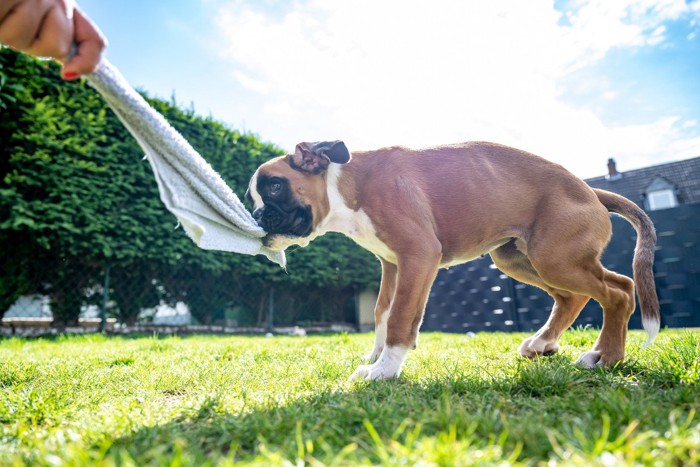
650 204 700 327
423 257 519 332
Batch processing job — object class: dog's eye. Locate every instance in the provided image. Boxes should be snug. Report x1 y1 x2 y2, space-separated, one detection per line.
269 182 282 195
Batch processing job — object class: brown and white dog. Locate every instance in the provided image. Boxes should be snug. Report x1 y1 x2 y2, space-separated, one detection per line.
246 141 660 380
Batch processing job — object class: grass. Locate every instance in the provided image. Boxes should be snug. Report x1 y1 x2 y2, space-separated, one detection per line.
0 329 698 466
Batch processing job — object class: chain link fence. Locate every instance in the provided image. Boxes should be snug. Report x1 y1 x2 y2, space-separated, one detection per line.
1 259 361 336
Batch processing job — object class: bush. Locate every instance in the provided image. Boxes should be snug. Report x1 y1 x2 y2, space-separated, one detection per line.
0 49 380 325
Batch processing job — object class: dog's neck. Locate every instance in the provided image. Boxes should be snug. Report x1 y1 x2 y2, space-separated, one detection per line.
316 162 397 262
317 163 358 235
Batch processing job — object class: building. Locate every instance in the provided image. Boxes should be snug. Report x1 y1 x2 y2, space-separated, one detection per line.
587 157 700 211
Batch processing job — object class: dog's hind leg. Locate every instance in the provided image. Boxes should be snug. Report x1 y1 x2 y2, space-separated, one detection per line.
491 240 590 358
362 258 397 363
528 245 636 368
573 270 635 368
519 292 590 358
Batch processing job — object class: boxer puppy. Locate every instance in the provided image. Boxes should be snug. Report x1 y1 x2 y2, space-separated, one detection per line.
246 141 660 381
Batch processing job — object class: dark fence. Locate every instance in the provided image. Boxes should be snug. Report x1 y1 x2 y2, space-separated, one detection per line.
423 202 700 333
5 203 699 334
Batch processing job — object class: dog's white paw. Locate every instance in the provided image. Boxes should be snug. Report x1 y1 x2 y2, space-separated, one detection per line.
518 336 559 358
350 346 407 382
575 350 602 368
350 363 397 381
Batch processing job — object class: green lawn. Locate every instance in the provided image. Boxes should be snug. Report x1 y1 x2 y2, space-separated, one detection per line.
0 329 698 465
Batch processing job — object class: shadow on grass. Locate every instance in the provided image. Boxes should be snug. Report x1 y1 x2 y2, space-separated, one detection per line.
106 353 698 464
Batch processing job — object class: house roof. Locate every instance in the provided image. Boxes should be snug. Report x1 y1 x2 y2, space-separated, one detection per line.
585 156 700 208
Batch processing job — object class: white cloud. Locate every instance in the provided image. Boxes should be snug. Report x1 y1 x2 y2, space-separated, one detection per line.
208 0 700 178
603 117 700 170
232 70 270 94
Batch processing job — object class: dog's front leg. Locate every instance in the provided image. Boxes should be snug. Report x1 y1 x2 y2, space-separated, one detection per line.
362 259 397 363
351 246 441 381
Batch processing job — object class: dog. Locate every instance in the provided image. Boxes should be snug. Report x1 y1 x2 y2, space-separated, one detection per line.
246 141 660 380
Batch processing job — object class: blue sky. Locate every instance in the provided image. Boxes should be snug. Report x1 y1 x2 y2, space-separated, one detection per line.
78 0 700 178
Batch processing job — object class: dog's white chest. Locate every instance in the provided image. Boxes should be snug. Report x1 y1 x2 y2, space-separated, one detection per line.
320 166 397 263
340 209 396 263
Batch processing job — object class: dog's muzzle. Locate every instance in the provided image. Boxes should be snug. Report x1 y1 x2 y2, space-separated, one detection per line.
253 203 313 239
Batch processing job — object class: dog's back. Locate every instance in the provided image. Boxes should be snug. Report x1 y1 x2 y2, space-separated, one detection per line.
344 141 606 264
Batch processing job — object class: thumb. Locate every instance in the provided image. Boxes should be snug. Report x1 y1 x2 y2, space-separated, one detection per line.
61 8 106 79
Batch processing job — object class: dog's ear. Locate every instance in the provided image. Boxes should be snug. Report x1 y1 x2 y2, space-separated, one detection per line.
289 140 351 174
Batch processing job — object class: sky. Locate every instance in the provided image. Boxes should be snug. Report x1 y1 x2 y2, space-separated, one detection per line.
78 0 700 179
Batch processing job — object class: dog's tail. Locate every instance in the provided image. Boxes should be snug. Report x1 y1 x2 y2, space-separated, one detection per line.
594 188 660 346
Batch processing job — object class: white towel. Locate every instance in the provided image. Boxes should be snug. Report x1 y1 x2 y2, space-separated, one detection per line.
85 60 285 267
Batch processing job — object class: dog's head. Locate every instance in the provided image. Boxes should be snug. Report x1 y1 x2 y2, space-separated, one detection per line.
246 140 351 251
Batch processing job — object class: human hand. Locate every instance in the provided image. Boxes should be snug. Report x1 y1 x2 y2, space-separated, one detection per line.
0 0 106 80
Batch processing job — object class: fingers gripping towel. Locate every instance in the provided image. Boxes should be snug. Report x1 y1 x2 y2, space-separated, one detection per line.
85 60 285 267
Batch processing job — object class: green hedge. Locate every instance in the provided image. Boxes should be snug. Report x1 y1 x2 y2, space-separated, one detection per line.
0 48 380 326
